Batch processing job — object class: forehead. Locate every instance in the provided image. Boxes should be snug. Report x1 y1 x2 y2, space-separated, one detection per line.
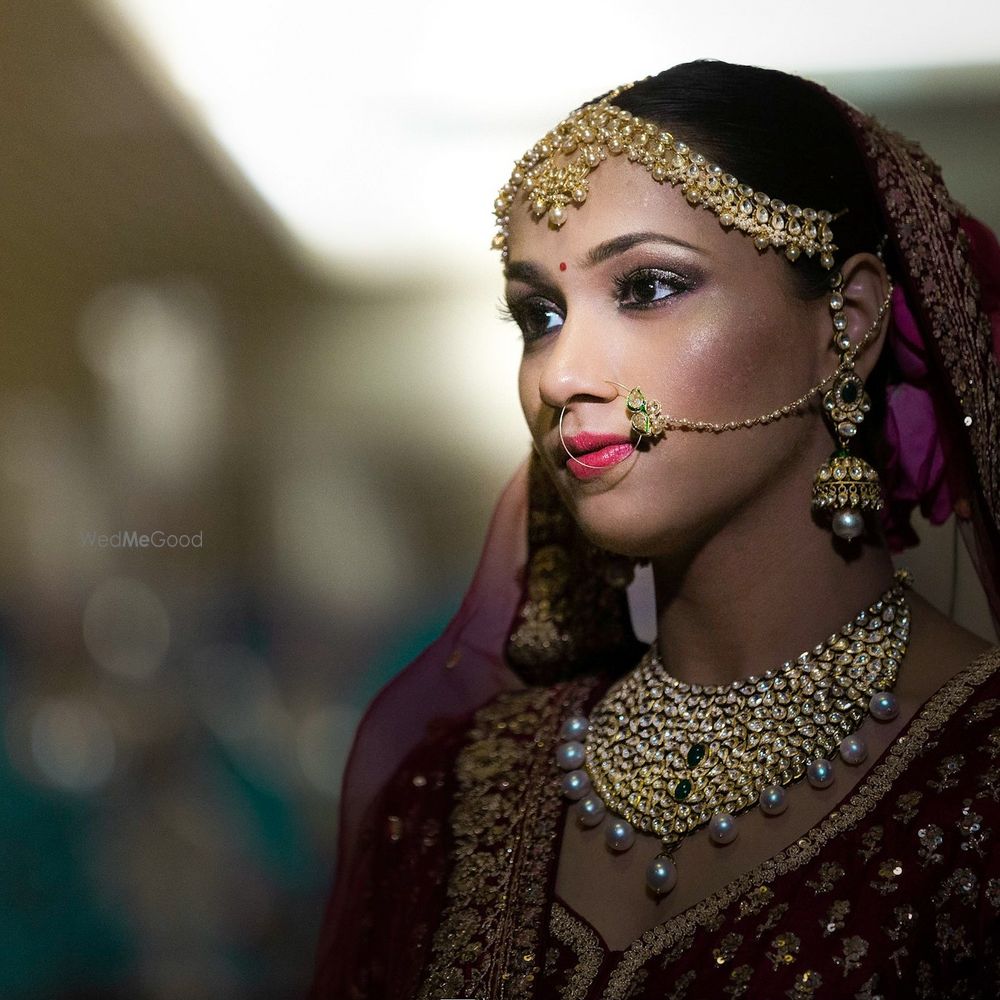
504 155 756 271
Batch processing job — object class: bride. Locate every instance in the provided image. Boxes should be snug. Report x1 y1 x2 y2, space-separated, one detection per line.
311 60 1000 999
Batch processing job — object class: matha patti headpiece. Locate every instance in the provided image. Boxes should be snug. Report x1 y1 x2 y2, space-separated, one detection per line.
492 81 840 268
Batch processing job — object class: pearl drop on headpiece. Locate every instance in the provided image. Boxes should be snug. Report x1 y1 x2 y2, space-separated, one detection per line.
492 82 840 267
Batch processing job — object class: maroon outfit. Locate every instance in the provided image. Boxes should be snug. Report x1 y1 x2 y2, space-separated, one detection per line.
316 646 1000 999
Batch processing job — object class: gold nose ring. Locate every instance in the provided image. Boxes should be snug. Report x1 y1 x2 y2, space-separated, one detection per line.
557 380 646 469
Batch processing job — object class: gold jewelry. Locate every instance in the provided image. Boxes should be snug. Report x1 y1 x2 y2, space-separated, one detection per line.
555 569 912 897
558 381 641 469
493 82 840 268
812 270 885 540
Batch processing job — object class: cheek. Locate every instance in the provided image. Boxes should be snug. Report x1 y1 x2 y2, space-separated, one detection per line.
517 360 540 430
646 301 813 421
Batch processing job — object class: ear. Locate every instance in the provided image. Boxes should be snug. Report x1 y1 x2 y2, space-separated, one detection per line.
828 252 892 381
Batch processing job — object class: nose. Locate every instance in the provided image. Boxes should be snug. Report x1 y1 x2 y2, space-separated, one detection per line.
536 310 621 416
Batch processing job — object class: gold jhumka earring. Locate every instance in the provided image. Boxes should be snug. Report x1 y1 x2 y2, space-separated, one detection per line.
811 270 885 540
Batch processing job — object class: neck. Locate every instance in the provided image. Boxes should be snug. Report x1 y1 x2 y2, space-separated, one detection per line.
650 478 896 688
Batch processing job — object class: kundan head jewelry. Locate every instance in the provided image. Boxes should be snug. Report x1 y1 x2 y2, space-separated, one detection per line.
555 569 912 897
492 82 841 268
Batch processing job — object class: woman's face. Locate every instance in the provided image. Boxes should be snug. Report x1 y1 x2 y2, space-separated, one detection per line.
505 155 834 559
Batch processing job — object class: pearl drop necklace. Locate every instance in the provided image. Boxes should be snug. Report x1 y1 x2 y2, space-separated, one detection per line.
555 570 911 896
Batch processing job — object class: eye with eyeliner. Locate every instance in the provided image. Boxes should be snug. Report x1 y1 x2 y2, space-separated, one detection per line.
611 266 695 310
498 294 563 343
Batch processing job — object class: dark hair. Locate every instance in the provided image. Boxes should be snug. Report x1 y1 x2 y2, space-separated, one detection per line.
602 60 891 297
599 60 897 462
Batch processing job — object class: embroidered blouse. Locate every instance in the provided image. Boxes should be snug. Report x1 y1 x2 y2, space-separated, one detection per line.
317 645 1000 999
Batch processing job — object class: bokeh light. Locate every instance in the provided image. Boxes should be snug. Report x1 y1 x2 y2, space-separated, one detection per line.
83 577 171 681
29 697 117 793
77 280 225 489
296 702 363 798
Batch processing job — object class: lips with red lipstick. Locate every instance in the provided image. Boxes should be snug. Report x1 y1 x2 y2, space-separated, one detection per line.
560 431 636 479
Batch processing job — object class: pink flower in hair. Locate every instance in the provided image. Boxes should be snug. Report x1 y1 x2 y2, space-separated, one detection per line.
878 287 959 551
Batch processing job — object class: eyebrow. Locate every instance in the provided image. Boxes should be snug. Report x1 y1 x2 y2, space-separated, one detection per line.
503 231 707 284
582 231 708 267
503 260 548 285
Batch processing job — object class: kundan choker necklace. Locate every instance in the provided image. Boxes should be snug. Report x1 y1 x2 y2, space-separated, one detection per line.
555 569 912 896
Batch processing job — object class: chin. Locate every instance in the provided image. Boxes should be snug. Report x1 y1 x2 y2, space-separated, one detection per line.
570 509 669 561
568 487 714 562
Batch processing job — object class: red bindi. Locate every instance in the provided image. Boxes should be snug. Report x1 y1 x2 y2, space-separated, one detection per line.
559 261 567 271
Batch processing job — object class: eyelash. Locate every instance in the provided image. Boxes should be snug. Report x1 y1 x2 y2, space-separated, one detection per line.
611 267 692 309
496 298 517 324
499 267 692 343
497 297 562 344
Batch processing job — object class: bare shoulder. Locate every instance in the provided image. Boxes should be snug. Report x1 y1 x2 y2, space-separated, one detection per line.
899 589 997 706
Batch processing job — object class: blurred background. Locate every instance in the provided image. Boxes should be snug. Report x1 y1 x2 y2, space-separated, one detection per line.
0 1 998 996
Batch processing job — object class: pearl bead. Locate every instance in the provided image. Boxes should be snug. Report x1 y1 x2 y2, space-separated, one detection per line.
561 769 590 800
556 740 586 771
807 758 835 788
549 206 567 227
832 508 864 540
576 794 605 828
869 691 899 721
560 715 590 740
646 855 678 895
605 818 636 852
759 784 788 816
708 812 738 845
839 734 868 765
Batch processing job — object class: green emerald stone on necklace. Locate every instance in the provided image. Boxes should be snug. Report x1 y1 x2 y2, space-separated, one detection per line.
674 778 692 801
686 743 706 768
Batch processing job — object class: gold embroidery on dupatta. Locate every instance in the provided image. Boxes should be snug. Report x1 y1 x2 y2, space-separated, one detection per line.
723 964 754 997
416 677 599 1000
549 902 604 1000
595 647 1000 998
833 935 870 977
820 900 850 937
